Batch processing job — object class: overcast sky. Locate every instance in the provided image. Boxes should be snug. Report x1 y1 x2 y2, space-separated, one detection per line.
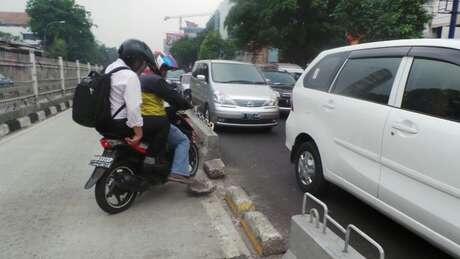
2 0 221 50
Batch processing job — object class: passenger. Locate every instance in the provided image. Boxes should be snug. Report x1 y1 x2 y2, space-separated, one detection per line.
140 51 212 192
101 39 155 147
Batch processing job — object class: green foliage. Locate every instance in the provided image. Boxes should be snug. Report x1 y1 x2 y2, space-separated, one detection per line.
225 0 430 64
95 44 118 67
26 0 100 63
332 0 431 41
225 0 343 64
198 31 235 60
170 36 203 69
47 37 67 58
0 31 20 41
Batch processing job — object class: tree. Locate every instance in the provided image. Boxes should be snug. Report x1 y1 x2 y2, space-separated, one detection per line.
225 0 430 64
95 43 118 67
47 37 67 58
225 0 343 64
199 31 235 60
170 36 203 69
26 0 98 62
332 0 431 42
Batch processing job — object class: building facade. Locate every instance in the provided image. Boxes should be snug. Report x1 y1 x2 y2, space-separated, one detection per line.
424 0 460 39
0 12 40 45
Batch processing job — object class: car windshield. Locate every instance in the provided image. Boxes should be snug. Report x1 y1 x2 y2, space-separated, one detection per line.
212 63 266 84
262 71 296 88
167 69 185 79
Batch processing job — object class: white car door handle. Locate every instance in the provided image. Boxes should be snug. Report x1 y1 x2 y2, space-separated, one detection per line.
392 123 419 134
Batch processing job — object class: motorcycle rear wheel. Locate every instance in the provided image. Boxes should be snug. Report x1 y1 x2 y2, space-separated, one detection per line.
95 162 138 214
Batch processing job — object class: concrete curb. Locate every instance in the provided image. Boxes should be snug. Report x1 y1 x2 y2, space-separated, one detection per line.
0 123 9 137
186 111 286 256
225 186 286 256
241 211 286 256
225 186 255 217
185 110 221 161
204 158 226 179
0 102 71 139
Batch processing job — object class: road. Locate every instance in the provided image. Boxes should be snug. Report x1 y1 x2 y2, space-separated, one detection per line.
0 111 249 259
219 119 453 259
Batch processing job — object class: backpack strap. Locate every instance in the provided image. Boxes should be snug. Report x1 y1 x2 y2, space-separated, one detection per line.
106 66 130 75
107 66 130 120
111 104 126 119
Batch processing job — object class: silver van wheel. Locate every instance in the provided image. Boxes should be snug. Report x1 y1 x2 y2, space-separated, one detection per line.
297 151 316 186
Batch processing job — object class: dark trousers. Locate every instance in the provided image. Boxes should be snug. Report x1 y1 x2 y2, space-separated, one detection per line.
97 117 169 157
142 116 170 157
97 119 134 138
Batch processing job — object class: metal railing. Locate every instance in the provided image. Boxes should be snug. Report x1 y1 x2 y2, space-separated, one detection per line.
302 193 385 259
0 49 101 113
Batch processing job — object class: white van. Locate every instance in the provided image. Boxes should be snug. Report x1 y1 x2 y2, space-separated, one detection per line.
285 39 460 257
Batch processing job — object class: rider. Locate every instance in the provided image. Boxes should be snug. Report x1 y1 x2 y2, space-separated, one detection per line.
140 52 212 192
100 39 155 145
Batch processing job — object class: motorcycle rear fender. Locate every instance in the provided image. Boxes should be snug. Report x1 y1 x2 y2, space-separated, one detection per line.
84 167 107 189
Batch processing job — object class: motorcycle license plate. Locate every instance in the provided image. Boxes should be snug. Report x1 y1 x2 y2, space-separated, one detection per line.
89 155 114 168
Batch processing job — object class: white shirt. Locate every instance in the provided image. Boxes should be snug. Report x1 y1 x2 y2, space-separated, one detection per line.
105 59 143 128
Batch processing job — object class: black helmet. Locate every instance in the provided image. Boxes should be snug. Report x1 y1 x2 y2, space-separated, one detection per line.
118 39 156 68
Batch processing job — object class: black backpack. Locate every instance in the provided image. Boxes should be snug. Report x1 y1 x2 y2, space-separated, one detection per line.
72 66 129 128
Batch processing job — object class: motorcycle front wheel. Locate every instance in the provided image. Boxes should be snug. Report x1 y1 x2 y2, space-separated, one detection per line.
95 162 138 214
189 142 199 177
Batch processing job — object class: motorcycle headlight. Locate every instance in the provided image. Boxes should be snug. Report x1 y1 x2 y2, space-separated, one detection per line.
214 92 236 106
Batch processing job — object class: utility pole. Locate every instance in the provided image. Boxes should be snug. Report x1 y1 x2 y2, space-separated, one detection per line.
449 0 459 38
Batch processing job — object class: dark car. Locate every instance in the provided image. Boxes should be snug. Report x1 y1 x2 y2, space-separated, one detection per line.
261 69 296 113
0 73 14 88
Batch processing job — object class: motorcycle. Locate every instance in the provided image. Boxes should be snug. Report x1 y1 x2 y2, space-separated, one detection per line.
84 110 200 214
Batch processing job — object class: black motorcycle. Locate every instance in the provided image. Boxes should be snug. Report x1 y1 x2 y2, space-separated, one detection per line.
84 111 199 214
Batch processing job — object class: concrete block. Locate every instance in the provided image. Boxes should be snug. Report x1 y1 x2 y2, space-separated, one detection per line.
204 158 226 179
185 110 221 161
283 215 364 259
59 102 67 111
241 211 286 256
17 116 31 128
48 106 57 115
28 112 39 123
225 186 255 217
37 111 46 121
0 124 9 137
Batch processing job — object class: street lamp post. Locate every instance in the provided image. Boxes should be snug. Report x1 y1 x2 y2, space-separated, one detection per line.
42 20 66 47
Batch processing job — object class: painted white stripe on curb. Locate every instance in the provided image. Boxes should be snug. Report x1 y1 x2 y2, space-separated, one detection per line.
49 106 57 115
0 124 9 137
37 111 46 121
17 116 31 128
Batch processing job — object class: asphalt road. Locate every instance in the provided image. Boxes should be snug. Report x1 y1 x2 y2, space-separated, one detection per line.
219 118 453 259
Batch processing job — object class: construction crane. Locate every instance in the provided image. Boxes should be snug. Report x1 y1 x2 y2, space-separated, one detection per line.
164 13 213 32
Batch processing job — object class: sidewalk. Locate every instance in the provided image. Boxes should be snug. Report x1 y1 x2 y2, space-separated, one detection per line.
0 111 249 259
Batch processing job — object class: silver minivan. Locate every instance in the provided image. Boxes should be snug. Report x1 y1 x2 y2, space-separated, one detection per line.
190 60 280 128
